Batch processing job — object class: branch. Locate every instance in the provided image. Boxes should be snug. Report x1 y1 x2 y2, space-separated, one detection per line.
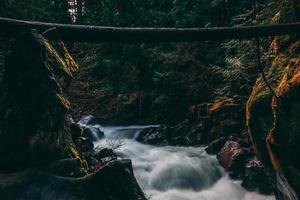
255 38 279 100
0 17 299 42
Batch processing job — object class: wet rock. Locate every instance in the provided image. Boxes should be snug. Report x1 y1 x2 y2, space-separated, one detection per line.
242 158 272 194
77 137 94 153
136 125 168 145
0 159 146 200
70 123 83 141
95 148 117 161
205 136 228 155
82 127 104 141
168 136 190 146
137 121 209 146
45 158 85 177
186 126 206 145
217 136 254 178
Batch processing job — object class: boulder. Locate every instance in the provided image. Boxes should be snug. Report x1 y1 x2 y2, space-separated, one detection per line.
217 136 254 178
0 30 80 171
70 123 83 141
136 125 168 145
95 148 117 161
0 30 146 200
242 158 272 194
45 158 86 177
77 137 94 153
0 159 146 200
205 136 228 154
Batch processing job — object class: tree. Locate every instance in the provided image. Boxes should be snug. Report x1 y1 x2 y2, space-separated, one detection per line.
0 0 71 23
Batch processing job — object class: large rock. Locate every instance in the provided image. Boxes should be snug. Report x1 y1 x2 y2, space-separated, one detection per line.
205 136 228 154
0 159 146 200
0 30 80 171
0 30 146 200
136 125 169 145
208 97 246 141
246 34 300 199
242 158 272 194
216 136 254 178
136 123 203 146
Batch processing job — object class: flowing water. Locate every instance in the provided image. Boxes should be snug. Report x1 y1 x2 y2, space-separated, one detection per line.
79 116 275 200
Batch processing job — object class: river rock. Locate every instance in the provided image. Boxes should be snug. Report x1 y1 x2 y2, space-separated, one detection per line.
70 123 83 140
82 126 104 141
136 125 168 145
242 157 272 194
0 159 146 200
137 121 205 146
205 136 228 154
217 136 254 178
78 137 94 153
95 148 117 161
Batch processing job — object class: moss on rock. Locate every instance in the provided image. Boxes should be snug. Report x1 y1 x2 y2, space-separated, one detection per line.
0 30 82 172
246 35 300 198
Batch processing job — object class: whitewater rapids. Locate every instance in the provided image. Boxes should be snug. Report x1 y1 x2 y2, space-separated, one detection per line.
78 116 275 200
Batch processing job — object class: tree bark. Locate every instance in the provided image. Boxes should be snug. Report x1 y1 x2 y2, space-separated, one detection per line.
0 17 299 42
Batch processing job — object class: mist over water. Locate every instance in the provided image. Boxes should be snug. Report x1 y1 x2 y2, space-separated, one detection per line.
79 116 275 200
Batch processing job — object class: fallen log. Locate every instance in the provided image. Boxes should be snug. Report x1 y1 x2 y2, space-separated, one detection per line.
0 17 299 42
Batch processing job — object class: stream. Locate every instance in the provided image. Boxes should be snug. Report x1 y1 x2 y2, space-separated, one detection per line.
78 116 275 200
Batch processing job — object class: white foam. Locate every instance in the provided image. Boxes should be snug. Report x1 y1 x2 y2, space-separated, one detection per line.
79 116 275 200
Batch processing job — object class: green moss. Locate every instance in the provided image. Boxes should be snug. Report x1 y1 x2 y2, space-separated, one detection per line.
247 30 300 197
56 93 71 110
43 39 78 78
0 30 84 172
68 144 89 175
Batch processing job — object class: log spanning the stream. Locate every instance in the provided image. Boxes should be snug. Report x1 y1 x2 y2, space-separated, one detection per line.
0 17 299 42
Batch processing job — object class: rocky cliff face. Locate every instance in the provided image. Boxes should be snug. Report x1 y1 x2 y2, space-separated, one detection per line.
0 30 146 200
246 35 300 199
246 2 300 198
0 30 80 171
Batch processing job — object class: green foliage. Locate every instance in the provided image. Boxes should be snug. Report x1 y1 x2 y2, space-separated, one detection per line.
82 0 240 27
0 0 71 23
0 0 288 124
